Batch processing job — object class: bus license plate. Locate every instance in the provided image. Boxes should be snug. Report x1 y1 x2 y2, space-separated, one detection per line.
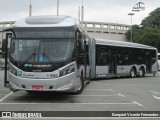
32 86 43 90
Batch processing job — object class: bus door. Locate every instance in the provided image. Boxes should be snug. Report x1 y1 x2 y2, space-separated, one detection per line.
109 50 117 74
76 31 87 82
2 33 12 87
145 51 151 73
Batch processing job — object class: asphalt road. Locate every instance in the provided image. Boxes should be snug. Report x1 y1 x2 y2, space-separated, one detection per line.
0 70 160 120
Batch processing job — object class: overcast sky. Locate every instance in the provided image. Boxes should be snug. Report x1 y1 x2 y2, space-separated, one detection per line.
0 0 159 25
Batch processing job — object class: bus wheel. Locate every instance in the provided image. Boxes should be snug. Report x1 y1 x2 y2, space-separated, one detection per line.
130 67 136 78
75 74 84 94
138 67 145 77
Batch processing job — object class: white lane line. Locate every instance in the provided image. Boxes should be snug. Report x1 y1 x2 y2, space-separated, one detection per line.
132 101 143 107
85 89 113 91
118 93 125 97
150 90 160 95
0 102 139 105
153 95 160 100
0 92 13 103
76 94 120 97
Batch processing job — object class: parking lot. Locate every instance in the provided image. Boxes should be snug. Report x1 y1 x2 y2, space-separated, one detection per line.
0 70 160 119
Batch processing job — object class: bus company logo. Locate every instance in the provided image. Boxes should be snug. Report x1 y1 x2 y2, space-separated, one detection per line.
24 64 32 67
24 64 52 68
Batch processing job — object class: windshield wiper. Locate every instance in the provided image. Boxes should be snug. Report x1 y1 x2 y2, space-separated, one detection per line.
20 52 37 66
42 52 53 63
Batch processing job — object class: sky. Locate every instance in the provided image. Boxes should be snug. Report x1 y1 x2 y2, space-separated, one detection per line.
0 0 159 25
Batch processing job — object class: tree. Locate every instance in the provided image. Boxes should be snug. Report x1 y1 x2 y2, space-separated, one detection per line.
141 8 160 28
126 8 160 52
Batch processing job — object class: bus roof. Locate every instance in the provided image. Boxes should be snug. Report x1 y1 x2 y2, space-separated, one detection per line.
14 15 79 28
95 38 157 50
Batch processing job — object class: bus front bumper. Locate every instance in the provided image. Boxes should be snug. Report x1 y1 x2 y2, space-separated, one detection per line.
8 72 79 92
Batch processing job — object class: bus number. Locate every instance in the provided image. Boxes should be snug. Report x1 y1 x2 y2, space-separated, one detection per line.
50 74 58 78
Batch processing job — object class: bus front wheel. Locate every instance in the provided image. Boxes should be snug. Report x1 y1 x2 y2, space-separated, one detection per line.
75 74 84 94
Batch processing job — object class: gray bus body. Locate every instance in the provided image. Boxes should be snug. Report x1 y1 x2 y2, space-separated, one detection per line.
3 16 90 94
89 38 158 79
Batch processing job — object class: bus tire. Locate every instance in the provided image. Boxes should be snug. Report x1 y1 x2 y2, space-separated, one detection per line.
130 67 136 78
75 74 84 94
138 67 145 77
153 72 156 77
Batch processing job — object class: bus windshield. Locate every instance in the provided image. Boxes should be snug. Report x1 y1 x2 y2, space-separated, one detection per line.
10 39 75 62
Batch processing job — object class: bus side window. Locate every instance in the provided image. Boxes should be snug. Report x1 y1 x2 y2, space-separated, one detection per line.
117 54 122 64
96 52 108 65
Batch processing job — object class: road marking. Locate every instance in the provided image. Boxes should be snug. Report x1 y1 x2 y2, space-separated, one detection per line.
0 102 139 106
85 89 113 91
150 90 160 95
118 93 125 97
132 101 143 107
76 94 120 97
0 92 13 103
153 95 160 100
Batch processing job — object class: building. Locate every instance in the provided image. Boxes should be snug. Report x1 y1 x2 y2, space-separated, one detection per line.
0 20 130 50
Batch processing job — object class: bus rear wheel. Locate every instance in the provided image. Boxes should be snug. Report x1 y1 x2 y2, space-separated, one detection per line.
130 67 136 78
138 67 145 77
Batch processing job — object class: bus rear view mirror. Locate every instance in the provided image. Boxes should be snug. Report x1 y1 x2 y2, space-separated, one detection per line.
2 34 12 53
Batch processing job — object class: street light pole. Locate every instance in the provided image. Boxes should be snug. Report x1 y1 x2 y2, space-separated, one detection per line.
29 0 32 16
128 13 134 42
57 0 59 16
81 0 84 25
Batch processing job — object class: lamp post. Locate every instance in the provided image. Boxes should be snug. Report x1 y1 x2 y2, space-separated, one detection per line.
57 0 59 16
29 0 32 16
81 0 84 25
128 13 134 42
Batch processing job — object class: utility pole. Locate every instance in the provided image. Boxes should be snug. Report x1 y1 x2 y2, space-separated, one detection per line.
78 7 81 22
81 0 84 24
57 0 59 16
127 2 145 42
128 13 134 42
29 0 32 16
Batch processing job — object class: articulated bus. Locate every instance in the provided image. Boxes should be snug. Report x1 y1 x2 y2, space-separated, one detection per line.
89 38 158 79
2 16 158 94
2 16 91 94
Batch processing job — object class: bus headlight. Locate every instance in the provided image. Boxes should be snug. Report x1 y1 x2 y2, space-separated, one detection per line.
8 64 17 76
59 65 75 77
